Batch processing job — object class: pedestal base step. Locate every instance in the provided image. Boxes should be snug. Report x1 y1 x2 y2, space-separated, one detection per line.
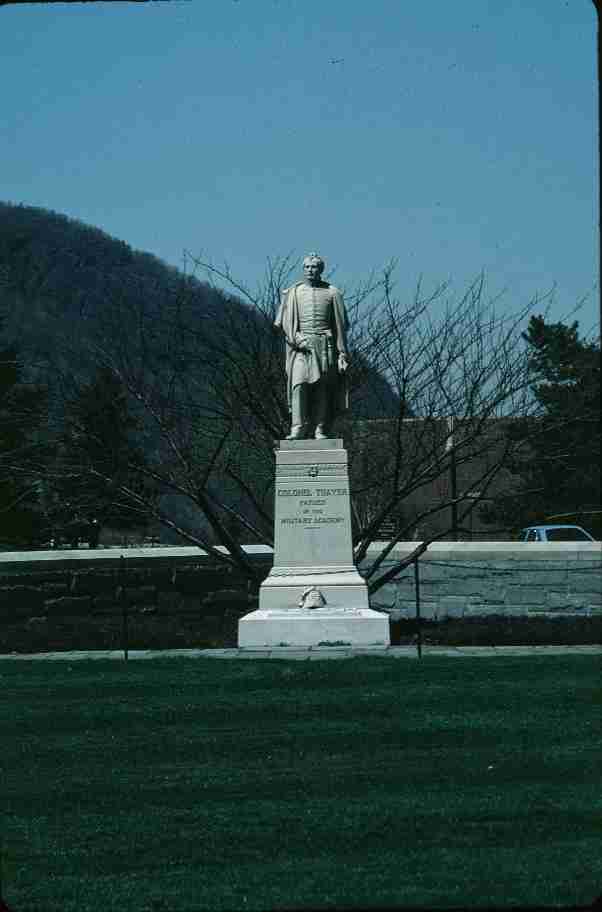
259 567 370 612
238 607 390 648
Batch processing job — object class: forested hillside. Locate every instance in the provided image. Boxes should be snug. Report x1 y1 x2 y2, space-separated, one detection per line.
0 203 398 412
0 203 235 369
0 203 398 548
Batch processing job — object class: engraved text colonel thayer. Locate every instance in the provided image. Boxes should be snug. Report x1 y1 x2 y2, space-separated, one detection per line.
274 253 349 439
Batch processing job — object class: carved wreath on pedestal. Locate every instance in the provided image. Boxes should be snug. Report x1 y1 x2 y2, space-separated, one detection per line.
299 585 327 609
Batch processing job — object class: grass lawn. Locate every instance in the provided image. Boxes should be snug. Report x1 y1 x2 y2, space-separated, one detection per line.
2 656 600 911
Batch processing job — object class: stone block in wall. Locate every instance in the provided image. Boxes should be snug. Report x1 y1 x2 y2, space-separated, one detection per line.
505 605 529 616
511 568 567 588
111 568 153 588
138 584 157 603
586 597 602 614
567 567 602 595
485 559 520 573
2 570 70 588
446 595 510 619
0 586 45 618
179 594 202 614
473 601 503 616
390 599 415 618
201 589 252 611
383 602 409 619
368 558 411 576
92 594 119 614
440 575 496 598
475 593 507 609
469 597 521 616
411 580 442 597
42 582 70 598
383 565 414 581
201 588 245 603
414 562 451 584
122 586 156 605
173 569 231 595
224 605 249 623
201 613 223 629
140 567 178 590
488 604 527 617
423 600 441 620
27 615 48 626
45 595 92 616
384 598 437 619
463 597 485 615
438 596 467 619
369 583 400 611
507 549 580 563
503 585 545 607
546 591 588 611
157 591 182 613
70 572 117 595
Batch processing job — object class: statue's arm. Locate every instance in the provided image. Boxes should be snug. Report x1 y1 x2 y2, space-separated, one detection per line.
332 289 350 369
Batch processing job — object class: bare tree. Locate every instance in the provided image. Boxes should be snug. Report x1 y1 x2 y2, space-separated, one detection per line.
344 272 547 592
44 255 553 593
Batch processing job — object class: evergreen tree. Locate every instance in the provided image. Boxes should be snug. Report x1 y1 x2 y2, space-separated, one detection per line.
483 315 601 535
0 336 49 547
53 367 158 543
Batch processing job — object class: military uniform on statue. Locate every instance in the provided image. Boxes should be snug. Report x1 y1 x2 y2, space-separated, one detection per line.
274 253 349 440
238 252 390 649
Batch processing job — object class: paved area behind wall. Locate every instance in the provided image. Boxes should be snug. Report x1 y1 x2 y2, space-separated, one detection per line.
0 645 600 661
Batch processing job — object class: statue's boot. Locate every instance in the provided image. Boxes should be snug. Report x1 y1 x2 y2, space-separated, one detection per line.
287 424 309 440
314 424 330 439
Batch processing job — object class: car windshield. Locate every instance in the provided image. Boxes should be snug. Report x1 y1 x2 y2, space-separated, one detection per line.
546 528 591 541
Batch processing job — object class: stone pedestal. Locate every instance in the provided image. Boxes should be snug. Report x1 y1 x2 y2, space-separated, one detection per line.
238 439 389 647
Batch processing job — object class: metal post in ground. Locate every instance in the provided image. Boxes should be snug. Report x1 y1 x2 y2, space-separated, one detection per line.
414 557 422 659
120 555 129 662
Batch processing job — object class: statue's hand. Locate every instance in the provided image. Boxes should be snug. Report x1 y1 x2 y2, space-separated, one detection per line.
294 332 310 352
338 353 349 373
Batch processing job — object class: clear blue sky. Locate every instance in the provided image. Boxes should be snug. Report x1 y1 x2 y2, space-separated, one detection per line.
2 0 599 332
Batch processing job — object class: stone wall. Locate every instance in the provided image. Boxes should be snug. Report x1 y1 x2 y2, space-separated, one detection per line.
0 543 600 622
0 547 272 622
364 542 602 620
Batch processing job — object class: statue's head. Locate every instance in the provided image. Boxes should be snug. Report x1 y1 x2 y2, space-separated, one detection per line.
303 252 325 282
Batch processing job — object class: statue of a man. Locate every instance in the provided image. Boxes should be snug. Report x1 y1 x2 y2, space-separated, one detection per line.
274 253 349 439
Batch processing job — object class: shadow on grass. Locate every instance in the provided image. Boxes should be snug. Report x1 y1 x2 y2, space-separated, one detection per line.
1 607 600 654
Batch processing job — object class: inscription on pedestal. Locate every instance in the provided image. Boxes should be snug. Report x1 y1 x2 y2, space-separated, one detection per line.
278 485 347 529
274 478 353 567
